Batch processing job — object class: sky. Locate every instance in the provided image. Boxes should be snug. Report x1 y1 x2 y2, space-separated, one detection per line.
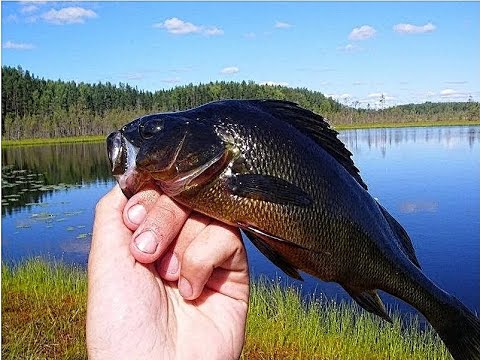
2 1 479 108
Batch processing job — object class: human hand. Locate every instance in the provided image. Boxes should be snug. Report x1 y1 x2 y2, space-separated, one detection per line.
87 185 249 360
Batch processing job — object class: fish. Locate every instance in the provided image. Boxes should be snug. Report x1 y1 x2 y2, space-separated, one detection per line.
107 99 480 360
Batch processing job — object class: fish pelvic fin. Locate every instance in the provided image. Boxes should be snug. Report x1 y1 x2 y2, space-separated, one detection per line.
238 222 303 280
378 203 421 269
342 285 393 323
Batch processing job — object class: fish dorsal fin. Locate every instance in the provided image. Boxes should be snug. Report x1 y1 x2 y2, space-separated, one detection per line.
378 203 421 268
251 100 368 190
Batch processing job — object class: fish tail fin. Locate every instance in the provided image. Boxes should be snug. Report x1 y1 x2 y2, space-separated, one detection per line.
386 259 480 360
429 296 480 360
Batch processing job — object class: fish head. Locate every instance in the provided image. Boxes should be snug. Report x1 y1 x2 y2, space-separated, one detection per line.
107 113 231 198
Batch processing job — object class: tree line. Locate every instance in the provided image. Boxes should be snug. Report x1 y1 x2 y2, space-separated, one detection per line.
2 66 479 140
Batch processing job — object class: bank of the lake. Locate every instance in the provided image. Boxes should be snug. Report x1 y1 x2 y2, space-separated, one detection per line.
2 119 479 148
1 135 106 147
1 259 451 360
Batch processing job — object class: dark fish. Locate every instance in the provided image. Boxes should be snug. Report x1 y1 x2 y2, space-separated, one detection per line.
107 100 480 360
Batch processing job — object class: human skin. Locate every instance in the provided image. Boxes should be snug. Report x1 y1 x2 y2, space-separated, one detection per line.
86 185 249 360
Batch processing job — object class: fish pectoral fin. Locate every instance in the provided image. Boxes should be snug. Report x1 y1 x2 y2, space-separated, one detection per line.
238 223 303 280
342 285 393 323
226 174 312 207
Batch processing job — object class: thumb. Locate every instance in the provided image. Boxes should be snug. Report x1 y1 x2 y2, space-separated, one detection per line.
89 185 132 268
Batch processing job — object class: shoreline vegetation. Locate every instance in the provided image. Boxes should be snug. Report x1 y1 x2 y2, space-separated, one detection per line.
2 119 479 148
2 259 451 360
2 66 479 142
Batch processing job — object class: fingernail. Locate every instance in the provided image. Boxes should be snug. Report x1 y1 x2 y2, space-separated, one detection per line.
134 231 158 254
179 277 193 299
128 204 146 225
160 252 179 275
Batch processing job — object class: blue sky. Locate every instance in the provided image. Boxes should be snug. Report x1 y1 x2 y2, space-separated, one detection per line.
2 1 479 107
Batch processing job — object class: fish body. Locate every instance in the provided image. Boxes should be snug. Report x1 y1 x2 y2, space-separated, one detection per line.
107 100 480 360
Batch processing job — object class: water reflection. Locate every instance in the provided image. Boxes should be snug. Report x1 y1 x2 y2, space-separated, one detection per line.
339 126 480 157
2 142 111 214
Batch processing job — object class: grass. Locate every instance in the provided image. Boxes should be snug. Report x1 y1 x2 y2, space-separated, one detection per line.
334 119 480 130
1 259 87 360
2 119 479 147
1 135 105 147
242 280 450 360
1 259 451 360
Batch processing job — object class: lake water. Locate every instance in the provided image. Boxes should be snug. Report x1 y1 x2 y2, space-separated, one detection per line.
2 126 479 314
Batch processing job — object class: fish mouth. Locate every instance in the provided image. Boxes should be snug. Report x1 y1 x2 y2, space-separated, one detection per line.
107 130 148 198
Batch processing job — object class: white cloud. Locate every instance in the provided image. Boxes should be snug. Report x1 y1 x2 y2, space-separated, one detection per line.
275 21 292 29
154 17 199 34
338 43 362 52
220 66 239 75
204 27 224 36
440 89 466 98
244 32 256 39
42 7 97 24
349 25 376 40
154 17 223 36
261 81 289 87
20 4 38 13
393 22 436 34
2 41 35 50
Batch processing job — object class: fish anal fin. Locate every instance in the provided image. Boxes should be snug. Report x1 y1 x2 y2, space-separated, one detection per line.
378 203 421 269
342 285 393 323
226 174 312 207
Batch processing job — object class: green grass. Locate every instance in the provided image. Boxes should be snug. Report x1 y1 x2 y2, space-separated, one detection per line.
1 135 105 147
1 259 87 360
334 119 480 130
2 259 451 360
243 280 450 360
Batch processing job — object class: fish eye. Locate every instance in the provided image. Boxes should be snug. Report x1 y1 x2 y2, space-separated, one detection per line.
139 118 164 139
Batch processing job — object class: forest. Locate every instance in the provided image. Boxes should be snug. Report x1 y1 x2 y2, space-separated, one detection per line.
2 66 479 140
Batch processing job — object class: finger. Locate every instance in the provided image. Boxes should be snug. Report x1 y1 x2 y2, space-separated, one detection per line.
91 185 129 253
123 184 162 231
89 185 131 274
156 212 211 281
130 195 191 264
178 222 245 301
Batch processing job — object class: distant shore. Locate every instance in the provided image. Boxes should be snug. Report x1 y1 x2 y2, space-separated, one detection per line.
2 119 479 148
